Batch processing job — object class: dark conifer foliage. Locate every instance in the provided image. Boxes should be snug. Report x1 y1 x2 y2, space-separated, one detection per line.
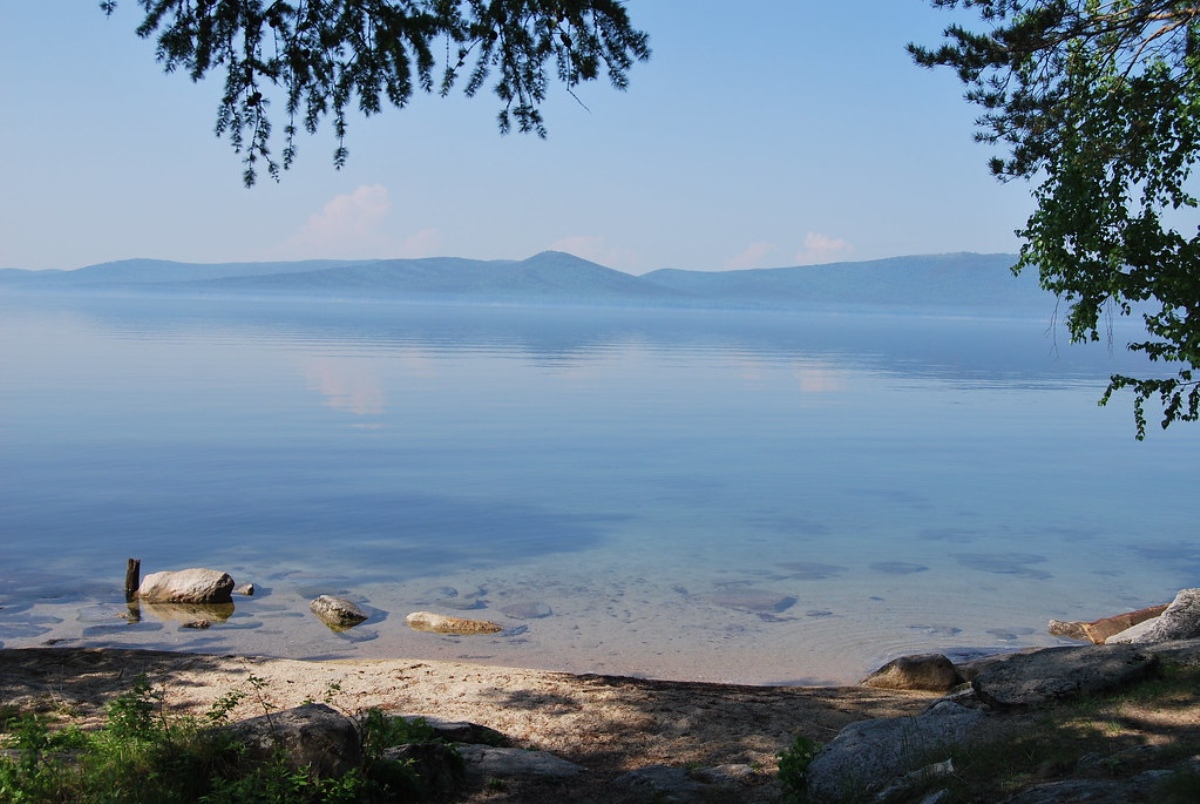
101 1 650 186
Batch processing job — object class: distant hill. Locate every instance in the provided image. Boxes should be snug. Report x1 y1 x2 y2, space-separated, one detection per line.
0 250 1056 313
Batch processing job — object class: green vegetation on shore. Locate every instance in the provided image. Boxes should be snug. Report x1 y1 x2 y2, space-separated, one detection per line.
901 662 1200 803
0 674 453 802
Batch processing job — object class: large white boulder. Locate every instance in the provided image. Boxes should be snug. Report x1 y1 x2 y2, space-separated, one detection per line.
1108 588 1200 644
137 568 234 604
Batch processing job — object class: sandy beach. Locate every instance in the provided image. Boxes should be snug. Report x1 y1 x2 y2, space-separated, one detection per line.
0 646 935 801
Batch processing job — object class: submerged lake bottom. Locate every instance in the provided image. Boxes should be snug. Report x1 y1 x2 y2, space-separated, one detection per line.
1 296 1197 685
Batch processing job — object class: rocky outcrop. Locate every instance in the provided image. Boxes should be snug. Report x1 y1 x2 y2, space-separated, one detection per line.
1107 588 1200 644
382 744 464 798
805 697 984 801
971 644 1158 708
226 703 361 778
309 595 369 630
808 639 1200 801
456 744 584 780
406 611 502 635
612 763 776 800
861 653 964 692
136 568 234 604
1049 603 1168 644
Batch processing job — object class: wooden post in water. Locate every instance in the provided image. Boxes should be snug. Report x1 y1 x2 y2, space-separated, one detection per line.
125 558 141 603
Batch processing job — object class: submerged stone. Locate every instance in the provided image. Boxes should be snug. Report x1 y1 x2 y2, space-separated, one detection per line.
417 586 487 610
706 591 796 614
777 561 848 580
406 611 502 635
500 601 553 619
954 553 1051 580
869 561 929 575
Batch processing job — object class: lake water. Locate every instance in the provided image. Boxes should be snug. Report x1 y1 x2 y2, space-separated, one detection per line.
2 294 1197 685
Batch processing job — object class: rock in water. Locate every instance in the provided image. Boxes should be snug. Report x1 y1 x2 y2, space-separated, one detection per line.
310 595 369 630
1108 588 1200 644
406 611 502 635
862 653 964 692
137 568 234 604
1049 603 1169 644
705 591 796 614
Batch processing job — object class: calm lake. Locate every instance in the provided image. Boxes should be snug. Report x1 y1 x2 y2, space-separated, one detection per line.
2 294 1197 685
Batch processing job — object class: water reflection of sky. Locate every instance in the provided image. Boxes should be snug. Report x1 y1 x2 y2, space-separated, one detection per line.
2 296 1198 680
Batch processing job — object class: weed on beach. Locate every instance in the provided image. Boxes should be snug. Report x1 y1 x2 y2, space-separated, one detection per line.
0 672 457 803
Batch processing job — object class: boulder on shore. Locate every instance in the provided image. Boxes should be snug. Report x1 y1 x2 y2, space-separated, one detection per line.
1107 588 1200 644
861 653 964 692
137 568 234 604
310 595 369 630
971 644 1158 708
225 703 361 778
1049 603 1168 644
406 611 502 635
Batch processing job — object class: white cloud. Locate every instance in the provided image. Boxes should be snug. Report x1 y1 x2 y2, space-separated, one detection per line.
794 232 855 265
274 184 395 259
725 242 777 271
548 235 640 271
400 227 442 258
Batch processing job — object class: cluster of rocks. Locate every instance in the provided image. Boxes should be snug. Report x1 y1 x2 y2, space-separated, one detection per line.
134 567 508 636
215 701 776 802
1050 588 1200 646
818 588 1200 803
132 570 1200 801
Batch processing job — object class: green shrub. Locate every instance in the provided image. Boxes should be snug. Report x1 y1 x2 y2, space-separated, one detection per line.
777 733 821 801
0 673 458 803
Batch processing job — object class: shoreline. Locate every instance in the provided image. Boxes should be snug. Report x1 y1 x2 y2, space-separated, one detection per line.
0 645 935 801
0 564 1081 689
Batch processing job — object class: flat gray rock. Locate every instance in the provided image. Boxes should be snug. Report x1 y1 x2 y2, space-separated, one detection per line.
455 744 583 779
706 591 796 613
612 765 709 800
998 773 1174 803
972 644 1157 708
806 700 983 801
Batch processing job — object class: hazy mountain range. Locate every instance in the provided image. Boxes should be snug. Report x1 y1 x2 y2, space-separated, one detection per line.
0 251 1055 312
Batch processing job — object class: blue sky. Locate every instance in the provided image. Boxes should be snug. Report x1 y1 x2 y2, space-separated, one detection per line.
0 3 1033 273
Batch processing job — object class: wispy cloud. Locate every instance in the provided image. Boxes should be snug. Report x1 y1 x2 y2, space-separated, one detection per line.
794 232 855 265
400 227 442 257
548 235 639 271
271 184 446 261
725 241 777 271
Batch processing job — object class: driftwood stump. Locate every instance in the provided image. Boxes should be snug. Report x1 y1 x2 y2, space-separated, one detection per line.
124 558 141 603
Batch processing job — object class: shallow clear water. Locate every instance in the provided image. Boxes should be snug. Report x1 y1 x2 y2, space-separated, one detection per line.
1 295 1197 684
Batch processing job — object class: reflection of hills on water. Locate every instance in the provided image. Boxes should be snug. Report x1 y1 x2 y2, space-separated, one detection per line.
3 288 1154 388
2 250 1052 311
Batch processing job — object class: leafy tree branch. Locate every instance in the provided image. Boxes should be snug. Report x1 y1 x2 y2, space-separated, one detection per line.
913 1 1200 436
